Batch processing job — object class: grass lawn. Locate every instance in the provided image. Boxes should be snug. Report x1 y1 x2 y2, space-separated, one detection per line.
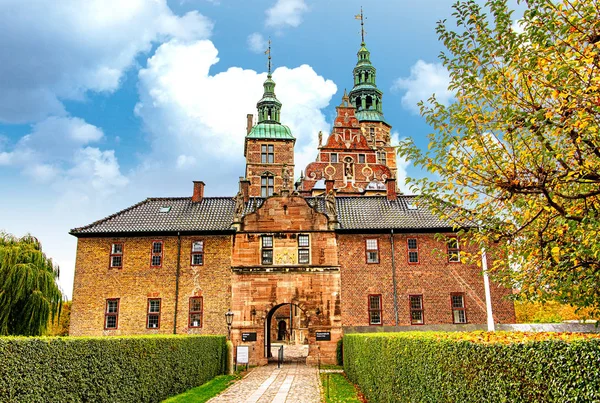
320 372 364 403
162 374 239 403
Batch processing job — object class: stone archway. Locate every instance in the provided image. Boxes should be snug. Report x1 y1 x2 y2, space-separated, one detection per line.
265 303 309 362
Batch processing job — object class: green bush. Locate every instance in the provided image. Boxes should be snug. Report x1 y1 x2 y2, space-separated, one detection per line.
344 332 600 403
0 335 226 403
336 338 343 366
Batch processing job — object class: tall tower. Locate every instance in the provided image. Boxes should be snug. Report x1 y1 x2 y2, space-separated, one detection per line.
348 8 397 182
244 42 295 197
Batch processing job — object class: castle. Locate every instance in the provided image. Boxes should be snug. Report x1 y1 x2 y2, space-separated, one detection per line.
69 27 515 365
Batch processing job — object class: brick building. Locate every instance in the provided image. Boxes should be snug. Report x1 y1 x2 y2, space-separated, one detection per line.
70 37 515 365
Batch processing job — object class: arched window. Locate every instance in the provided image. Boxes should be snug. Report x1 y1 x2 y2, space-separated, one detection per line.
366 96 373 110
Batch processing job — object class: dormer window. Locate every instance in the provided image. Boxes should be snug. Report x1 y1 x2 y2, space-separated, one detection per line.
261 145 274 164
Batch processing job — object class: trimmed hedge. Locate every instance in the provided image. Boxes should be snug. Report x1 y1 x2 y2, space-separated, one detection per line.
336 338 343 366
0 335 226 403
344 332 600 403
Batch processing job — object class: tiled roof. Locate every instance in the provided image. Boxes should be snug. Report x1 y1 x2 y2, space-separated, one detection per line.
334 196 461 230
70 197 236 235
70 195 466 236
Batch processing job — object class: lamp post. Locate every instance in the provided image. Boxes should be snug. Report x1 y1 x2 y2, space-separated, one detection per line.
225 309 234 340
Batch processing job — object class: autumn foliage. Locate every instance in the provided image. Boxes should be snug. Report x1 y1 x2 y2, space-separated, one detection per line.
398 0 600 313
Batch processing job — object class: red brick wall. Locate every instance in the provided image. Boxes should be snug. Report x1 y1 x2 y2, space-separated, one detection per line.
245 139 295 197
338 233 515 327
70 235 231 337
230 271 342 365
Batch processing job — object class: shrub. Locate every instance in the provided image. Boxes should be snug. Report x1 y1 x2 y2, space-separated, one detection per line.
336 338 343 366
344 332 600 403
0 335 226 403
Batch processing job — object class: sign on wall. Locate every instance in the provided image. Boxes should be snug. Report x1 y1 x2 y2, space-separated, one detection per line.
316 331 331 341
242 332 257 342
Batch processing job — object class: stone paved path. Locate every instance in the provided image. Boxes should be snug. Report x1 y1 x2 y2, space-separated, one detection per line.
207 363 321 403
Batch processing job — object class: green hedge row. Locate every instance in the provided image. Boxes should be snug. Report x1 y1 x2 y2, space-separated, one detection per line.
0 335 226 403
344 332 600 403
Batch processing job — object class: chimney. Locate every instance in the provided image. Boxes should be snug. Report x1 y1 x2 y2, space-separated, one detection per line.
325 179 334 194
192 181 205 203
246 114 254 135
386 178 397 201
240 177 250 203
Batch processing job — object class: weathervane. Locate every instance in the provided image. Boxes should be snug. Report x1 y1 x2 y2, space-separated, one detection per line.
265 38 272 75
355 7 366 44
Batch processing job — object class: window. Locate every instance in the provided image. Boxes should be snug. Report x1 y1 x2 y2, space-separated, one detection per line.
262 235 273 265
407 238 419 264
377 151 387 165
366 239 379 264
331 153 338 163
451 293 467 324
189 297 203 328
261 144 274 164
261 176 274 197
358 154 365 163
147 299 161 329
191 241 204 266
298 234 310 264
110 243 123 268
410 295 424 325
368 295 382 325
151 241 163 267
448 237 460 262
369 127 375 137
104 299 119 330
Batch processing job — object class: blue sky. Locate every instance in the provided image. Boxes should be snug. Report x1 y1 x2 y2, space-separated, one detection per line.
0 0 517 297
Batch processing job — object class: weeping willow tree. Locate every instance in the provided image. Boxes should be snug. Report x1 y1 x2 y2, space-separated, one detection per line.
0 232 63 336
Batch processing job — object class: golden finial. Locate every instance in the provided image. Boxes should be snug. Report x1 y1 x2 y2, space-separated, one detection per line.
354 7 366 44
265 38 272 75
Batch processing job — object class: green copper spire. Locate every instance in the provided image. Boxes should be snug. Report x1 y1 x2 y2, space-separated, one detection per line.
247 40 295 141
257 39 282 124
349 8 387 124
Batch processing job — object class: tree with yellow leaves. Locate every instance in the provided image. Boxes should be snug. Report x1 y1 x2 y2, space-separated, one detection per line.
398 0 600 313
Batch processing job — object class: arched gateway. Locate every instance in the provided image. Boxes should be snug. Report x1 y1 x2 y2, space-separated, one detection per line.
230 192 342 365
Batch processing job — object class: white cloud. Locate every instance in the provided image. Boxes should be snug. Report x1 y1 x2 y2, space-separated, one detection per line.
67 147 129 195
135 39 336 190
177 155 197 169
248 33 268 54
266 0 309 28
0 0 213 123
0 117 127 194
512 19 526 34
392 60 453 114
0 152 11 165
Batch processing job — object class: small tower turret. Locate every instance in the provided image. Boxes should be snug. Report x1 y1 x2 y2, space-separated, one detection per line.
244 40 295 197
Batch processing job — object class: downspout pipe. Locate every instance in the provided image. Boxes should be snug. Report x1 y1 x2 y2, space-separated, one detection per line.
173 232 182 334
391 229 399 326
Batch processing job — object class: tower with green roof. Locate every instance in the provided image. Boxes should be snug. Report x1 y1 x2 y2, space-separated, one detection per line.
244 40 296 197
348 8 388 125
348 7 397 182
